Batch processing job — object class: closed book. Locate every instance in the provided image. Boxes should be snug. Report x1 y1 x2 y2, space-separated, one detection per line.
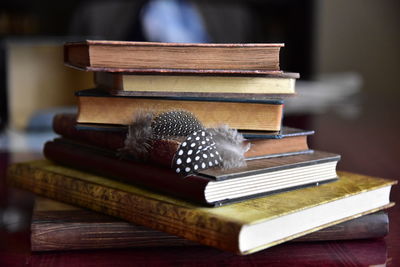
31 197 390 252
64 40 283 74
7 161 396 254
94 72 299 98
52 113 314 166
76 89 284 131
43 139 339 206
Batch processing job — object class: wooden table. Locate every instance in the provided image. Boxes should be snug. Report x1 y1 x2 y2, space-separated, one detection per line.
1 92 399 266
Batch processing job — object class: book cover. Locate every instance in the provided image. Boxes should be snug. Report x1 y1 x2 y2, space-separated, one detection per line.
52 113 314 165
7 161 396 254
76 89 284 131
64 40 283 74
31 197 390 252
94 72 299 98
43 139 339 206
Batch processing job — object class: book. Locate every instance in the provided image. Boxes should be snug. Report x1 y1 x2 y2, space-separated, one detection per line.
52 113 314 165
64 40 283 74
94 72 299 98
31 197 390 252
7 160 395 255
76 89 284 131
43 139 340 206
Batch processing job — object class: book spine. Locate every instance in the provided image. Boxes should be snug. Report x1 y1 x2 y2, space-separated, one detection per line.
43 140 210 205
8 163 243 253
30 211 388 251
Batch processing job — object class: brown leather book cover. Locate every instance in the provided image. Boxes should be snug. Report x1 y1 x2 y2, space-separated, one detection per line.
31 197 389 252
64 40 283 74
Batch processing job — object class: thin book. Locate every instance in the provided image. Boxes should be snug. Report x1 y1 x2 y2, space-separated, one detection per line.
64 40 284 74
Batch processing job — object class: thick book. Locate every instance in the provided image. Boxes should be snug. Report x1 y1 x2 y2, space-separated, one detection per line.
7 161 395 255
43 139 339 206
94 72 299 98
64 40 283 74
31 197 390 252
76 89 284 131
52 113 314 165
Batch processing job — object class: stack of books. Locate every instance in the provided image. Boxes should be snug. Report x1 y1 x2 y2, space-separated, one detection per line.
7 40 396 255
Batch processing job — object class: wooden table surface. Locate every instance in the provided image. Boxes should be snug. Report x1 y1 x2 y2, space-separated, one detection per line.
1 92 399 266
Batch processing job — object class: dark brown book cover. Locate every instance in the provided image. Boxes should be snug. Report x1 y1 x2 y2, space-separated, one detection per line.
43 139 339 206
31 198 389 252
64 40 283 74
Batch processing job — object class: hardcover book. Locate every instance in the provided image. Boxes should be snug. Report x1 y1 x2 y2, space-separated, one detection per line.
64 40 283 74
94 72 299 98
52 113 314 165
7 161 395 255
31 197 390 252
43 139 339 206
75 89 284 131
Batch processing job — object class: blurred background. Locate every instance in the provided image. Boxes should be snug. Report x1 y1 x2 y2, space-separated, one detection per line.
0 0 399 172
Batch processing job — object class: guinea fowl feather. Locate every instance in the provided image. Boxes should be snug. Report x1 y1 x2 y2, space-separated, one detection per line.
121 111 154 159
208 125 249 169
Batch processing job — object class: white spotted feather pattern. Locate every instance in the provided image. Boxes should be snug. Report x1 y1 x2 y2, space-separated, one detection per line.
152 110 204 139
172 129 222 176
